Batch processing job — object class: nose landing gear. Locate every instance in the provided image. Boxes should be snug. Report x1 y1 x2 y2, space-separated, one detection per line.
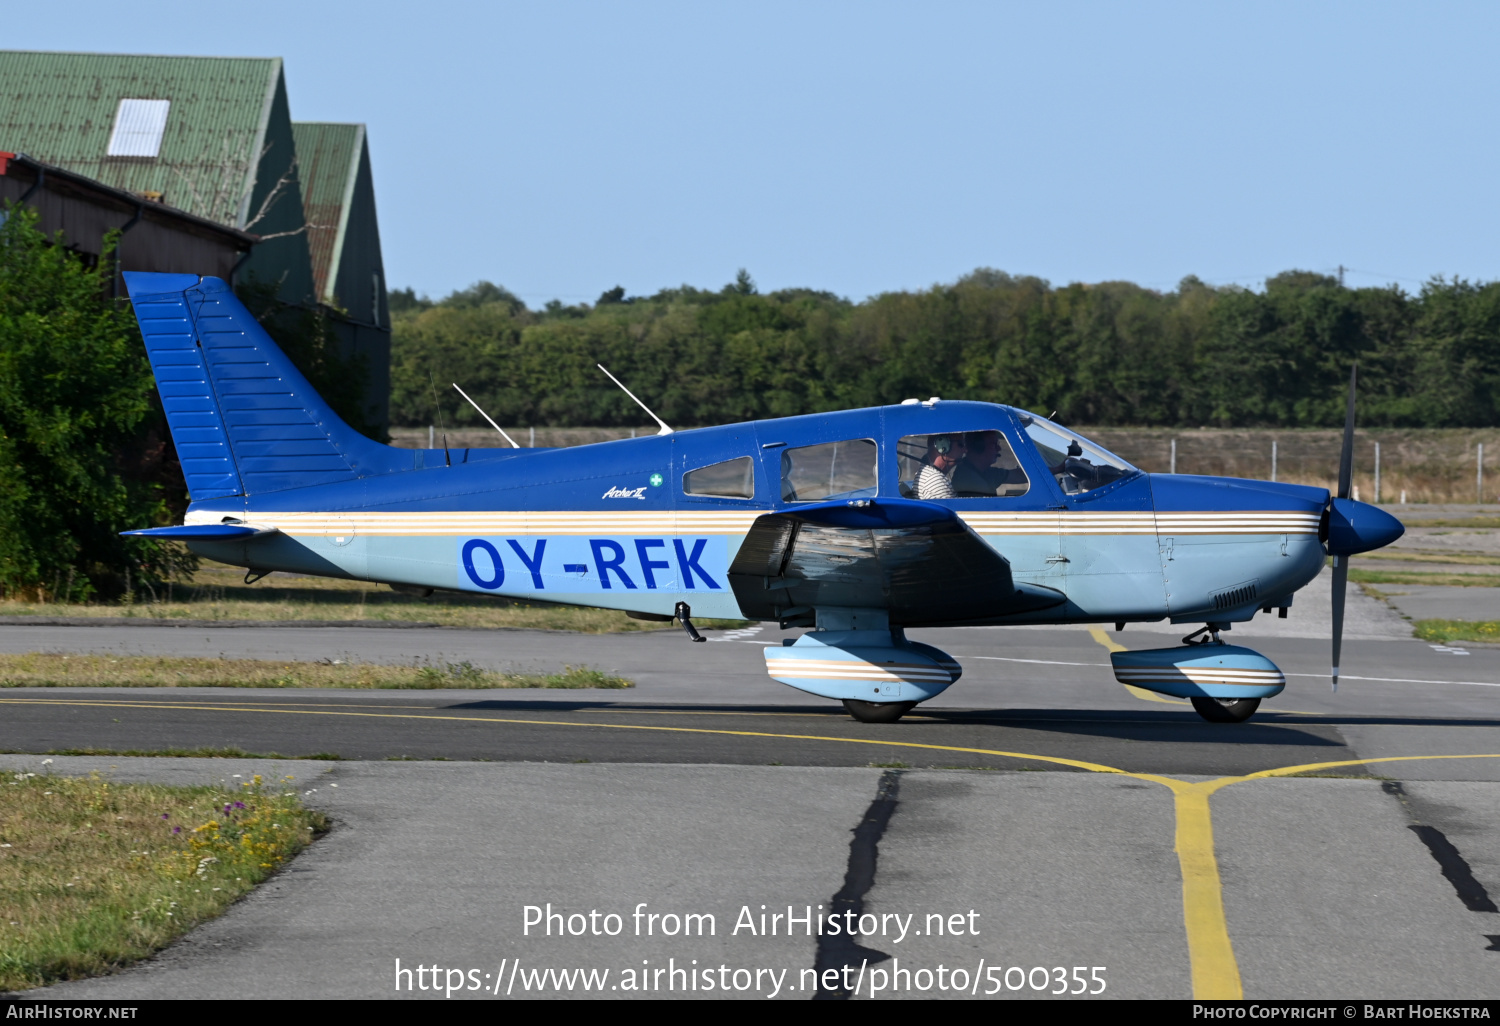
1189 696 1262 723
1109 629 1285 723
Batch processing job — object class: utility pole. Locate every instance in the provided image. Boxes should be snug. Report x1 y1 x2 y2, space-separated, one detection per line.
1338 265 1346 287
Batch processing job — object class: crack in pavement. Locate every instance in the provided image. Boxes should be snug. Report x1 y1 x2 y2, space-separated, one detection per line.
812 769 900 1000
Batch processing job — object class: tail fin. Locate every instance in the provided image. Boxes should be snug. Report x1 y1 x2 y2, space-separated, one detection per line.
125 272 397 499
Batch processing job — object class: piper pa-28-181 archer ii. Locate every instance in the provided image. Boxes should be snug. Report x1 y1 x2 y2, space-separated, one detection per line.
120 272 1405 724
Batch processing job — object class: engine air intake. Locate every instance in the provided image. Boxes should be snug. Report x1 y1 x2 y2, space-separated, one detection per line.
1211 580 1259 610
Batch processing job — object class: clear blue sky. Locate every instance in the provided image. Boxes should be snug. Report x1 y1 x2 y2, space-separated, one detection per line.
9 1 1498 303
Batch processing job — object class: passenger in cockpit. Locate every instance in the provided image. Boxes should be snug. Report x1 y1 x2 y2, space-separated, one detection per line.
916 434 965 499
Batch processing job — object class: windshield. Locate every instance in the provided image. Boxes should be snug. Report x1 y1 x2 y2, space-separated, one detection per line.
1017 413 1136 496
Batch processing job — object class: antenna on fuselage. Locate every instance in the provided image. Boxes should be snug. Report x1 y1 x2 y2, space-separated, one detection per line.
428 371 451 467
597 364 672 436
452 383 520 448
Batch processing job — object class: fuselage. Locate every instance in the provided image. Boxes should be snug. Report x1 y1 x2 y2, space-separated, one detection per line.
181 400 1346 630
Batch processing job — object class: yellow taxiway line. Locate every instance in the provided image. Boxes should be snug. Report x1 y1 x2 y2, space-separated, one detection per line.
2 695 1497 1000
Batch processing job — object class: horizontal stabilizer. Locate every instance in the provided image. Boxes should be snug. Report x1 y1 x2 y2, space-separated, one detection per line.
120 524 279 541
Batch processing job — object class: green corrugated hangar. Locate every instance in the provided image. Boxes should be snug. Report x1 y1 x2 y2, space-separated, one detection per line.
0 50 390 432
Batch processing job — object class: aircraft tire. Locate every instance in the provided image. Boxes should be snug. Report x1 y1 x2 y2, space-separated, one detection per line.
842 700 917 724
1190 697 1261 723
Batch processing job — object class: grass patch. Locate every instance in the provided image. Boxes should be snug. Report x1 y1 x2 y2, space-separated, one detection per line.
1399 517 1500 529
0 748 344 760
0 561 754 634
1360 550 1500 567
1413 619 1500 643
1347 569 1500 588
1278 772 1384 779
0 654 633 690
0 767 324 991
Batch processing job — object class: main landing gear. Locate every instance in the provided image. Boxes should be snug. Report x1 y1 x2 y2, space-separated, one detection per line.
842 699 918 724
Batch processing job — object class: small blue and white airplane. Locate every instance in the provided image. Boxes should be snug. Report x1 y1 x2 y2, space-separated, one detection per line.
120 272 1405 724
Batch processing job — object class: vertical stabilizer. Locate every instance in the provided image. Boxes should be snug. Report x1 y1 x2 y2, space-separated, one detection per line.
125 272 393 498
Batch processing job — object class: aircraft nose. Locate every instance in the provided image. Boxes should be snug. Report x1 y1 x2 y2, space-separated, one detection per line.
1324 497 1405 556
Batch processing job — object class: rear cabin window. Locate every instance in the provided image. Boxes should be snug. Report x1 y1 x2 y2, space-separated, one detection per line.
779 439 877 501
683 456 755 498
897 431 1030 500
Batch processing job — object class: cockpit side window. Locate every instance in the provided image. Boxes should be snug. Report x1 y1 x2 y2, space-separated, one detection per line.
780 439 877 502
1017 413 1136 496
897 431 1030 499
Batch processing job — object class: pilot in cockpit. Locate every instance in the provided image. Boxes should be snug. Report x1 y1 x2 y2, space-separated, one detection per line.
952 431 1005 496
915 434 965 499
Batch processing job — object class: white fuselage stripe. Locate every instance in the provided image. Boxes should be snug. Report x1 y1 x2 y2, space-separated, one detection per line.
185 508 1322 538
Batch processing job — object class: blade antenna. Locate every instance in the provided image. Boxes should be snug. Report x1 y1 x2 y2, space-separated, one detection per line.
1331 363 1358 690
597 364 672 435
452 383 520 448
428 370 451 468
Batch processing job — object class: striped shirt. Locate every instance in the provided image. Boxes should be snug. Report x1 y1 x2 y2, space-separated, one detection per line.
916 463 955 499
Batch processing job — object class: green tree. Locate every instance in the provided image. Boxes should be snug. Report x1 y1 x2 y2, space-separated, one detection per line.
0 206 186 600
386 265 1500 431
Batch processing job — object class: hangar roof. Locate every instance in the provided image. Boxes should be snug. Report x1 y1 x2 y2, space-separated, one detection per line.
0 51 283 228
292 121 363 304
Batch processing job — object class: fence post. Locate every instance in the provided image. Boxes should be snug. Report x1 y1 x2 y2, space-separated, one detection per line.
1374 441 1380 504
1271 440 1277 483
529 426 535 448
1480 443 1486 504
1170 438 1177 474
428 424 434 448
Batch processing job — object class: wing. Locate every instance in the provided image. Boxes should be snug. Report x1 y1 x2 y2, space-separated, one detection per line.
727 497 1064 627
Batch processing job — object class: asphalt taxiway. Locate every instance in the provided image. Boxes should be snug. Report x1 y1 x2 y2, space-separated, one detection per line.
4 586 1499 999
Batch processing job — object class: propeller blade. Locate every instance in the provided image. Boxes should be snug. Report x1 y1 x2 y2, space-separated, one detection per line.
1331 363 1358 689
1330 555 1348 691
1337 364 1357 500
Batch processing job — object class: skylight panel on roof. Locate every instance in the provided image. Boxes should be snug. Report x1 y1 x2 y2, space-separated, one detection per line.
107 98 171 158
